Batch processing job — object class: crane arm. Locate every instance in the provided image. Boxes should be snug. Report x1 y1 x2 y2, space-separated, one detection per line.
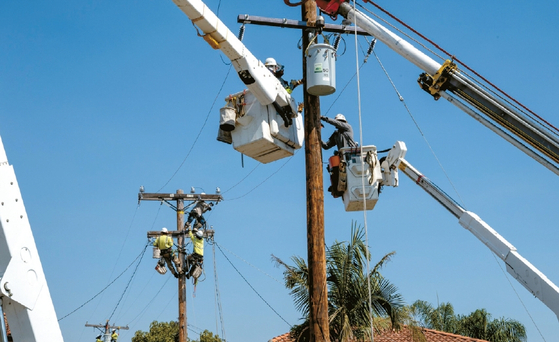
381 141 559 320
317 1 559 175
171 0 298 124
0 136 64 341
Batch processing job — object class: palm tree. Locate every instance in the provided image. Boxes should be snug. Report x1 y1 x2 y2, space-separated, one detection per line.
273 222 406 342
411 301 526 342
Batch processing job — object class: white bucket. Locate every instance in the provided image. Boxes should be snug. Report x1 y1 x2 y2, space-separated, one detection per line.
220 106 237 131
306 43 336 96
153 247 160 259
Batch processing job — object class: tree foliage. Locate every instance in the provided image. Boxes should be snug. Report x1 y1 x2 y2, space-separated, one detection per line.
411 301 527 342
131 321 179 342
274 222 406 342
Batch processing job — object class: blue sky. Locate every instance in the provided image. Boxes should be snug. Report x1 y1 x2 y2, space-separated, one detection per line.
2 0 559 341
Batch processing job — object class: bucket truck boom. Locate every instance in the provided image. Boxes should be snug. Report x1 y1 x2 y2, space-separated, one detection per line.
171 0 298 127
316 0 559 176
0 136 64 342
379 141 559 321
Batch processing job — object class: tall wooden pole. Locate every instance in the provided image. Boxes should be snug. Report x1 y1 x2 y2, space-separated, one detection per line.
176 189 187 342
302 1 330 341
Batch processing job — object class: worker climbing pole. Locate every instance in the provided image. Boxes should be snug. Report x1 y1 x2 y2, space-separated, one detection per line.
140 188 222 342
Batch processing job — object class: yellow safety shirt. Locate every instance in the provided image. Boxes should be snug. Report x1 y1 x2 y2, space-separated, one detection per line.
154 235 173 250
188 231 204 256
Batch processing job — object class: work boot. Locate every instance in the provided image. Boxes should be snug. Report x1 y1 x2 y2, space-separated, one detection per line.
173 272 179 279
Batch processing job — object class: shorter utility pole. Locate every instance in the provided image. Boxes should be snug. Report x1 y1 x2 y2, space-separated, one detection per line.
85 321 128 342
139 189 222 342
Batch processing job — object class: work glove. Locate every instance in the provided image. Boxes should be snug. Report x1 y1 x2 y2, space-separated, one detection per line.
320 116 327 121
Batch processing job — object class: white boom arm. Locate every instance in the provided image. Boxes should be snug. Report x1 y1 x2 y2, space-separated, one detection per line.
0 136 64 341
381 141 559 320
171 0 298 126
317 1 559 176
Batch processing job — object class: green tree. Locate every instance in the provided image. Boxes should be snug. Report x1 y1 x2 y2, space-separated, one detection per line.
411 301 526 342
131 321 179 342
190 329 224 342
274 223 406 342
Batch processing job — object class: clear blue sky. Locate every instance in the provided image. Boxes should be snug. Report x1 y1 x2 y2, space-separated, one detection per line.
2 0 559 341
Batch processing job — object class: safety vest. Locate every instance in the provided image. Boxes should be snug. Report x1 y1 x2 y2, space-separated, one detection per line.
154 235 173 250
188 231 204 256
111 332 118 340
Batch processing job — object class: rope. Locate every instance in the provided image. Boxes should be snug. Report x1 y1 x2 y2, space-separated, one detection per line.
215 242 292 327
349 1 375 340
212 243 227 340
370 40 467 208
57 243 150 321
108 241 150 321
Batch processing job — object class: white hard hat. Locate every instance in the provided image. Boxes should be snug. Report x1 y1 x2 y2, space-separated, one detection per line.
335 113 346 122
161 227 168 233
195 230 204 238
265 57 277 66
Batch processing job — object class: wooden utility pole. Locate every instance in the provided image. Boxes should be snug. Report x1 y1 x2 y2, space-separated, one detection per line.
302 1 330 341
85 320 128 342
139 190 222 342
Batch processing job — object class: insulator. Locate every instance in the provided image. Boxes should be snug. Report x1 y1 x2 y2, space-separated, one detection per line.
333 34 342 51
366 39 377 56
238 25 246 41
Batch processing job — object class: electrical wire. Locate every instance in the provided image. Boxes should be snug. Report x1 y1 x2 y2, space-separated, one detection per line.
217 243 283 284
57 243 151 322
108 241 150 321
215 242 292 327
362 0 559 135
225 151 299 201
157 65 233 192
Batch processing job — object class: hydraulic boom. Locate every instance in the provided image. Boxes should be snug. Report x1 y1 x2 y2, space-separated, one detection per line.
316 0 559 176
380 141 559 321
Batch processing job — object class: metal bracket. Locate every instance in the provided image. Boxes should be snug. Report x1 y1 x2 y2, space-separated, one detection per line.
418 59 457 100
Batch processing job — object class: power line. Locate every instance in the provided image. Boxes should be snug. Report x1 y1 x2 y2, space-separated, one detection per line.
157 65 233 192
215 242 292 327
58 243 151 322
108 241 150 321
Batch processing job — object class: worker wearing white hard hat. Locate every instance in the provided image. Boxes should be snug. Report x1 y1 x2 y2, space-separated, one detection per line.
264 57 303 95
321 113 357 151
154 227 181 278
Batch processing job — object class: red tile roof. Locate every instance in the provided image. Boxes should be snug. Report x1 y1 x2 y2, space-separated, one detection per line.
269 327 489 342
3 312 11 339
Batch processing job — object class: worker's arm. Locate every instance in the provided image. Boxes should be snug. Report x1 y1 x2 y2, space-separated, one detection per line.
321 116 351 132
322 134 336 150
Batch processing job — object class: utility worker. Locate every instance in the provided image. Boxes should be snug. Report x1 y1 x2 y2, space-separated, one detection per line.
321 114 357 151
154 227 181 278
265 57 302 127
265 57 302 95
185 200 213 230
111 329 118 342
321 114 357 198
96 335 103 342
185 228 204 279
